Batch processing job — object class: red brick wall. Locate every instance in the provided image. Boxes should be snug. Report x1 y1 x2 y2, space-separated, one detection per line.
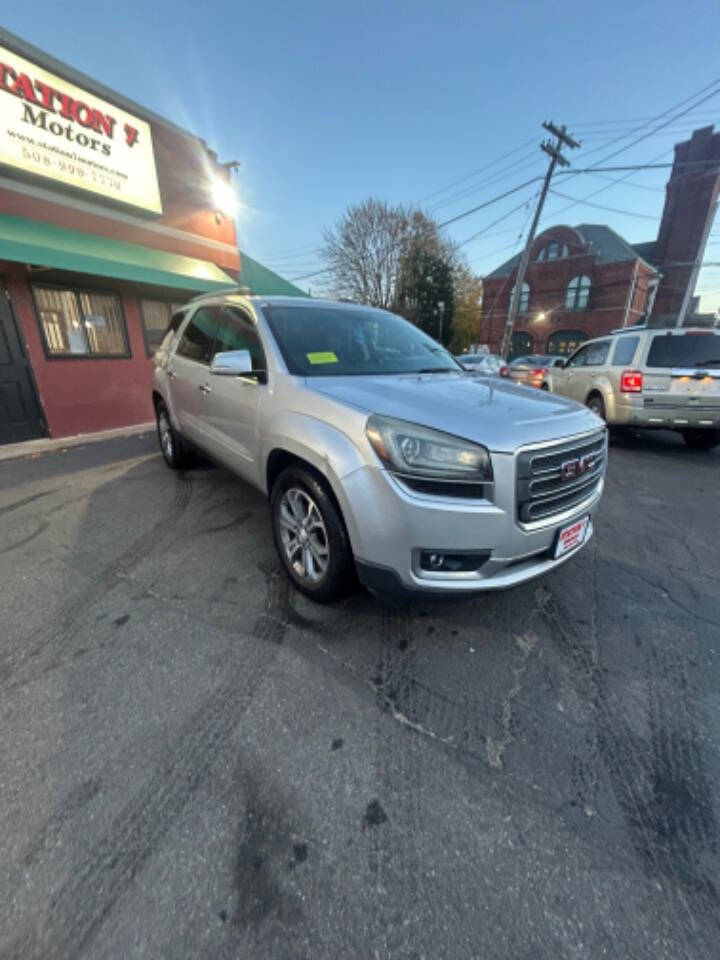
652 128 720 317
484 251 653 354
5 262 155 437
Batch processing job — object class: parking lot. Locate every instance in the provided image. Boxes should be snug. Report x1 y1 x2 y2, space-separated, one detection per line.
1 429 719 959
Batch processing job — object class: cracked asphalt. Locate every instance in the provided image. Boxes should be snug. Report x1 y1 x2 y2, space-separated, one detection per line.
1 428 719 959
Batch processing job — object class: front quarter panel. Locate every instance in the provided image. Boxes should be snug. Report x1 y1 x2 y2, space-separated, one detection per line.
260 395 373 555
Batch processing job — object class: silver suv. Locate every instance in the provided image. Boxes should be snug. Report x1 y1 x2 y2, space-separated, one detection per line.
542 327 720 450
152 291 606 601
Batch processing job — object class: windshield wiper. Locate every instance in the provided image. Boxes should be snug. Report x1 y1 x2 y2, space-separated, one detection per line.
694 359 720 367
417 367 457 374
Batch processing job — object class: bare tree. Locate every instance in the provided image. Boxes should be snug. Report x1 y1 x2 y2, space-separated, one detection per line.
322 199 409 308
322 200 459 308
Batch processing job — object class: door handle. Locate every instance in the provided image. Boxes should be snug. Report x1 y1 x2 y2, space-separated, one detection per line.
198 384 212 395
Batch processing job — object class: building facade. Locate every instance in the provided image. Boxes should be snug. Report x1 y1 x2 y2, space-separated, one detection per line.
483 127 720 359
0 29 305 446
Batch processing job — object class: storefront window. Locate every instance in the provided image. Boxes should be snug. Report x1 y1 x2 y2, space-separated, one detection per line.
141 300 186 356
34 286 129 357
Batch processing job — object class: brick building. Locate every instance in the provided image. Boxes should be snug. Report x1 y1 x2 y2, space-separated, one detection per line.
483 126 720 359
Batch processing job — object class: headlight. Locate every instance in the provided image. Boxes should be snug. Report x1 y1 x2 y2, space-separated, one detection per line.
366 415 493 481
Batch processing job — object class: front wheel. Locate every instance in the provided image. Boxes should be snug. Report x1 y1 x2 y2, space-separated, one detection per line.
682 428 720 451
270 465 356 603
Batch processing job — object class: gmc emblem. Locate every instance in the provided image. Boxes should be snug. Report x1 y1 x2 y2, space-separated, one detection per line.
561 453 596 482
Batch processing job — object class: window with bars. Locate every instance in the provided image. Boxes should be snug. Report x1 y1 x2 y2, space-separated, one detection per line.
140 300 186 356
33 286 129 357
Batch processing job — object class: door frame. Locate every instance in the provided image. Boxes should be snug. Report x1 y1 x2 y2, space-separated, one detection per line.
0 280 48 443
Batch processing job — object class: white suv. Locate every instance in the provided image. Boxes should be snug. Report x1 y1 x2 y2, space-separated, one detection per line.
543 327 720 450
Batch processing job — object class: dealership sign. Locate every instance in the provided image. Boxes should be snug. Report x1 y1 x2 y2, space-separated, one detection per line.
0 45 162 213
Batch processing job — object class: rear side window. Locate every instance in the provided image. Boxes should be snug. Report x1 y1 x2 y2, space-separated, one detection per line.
177 308 218 364
611 336 640 366
646 333 720 368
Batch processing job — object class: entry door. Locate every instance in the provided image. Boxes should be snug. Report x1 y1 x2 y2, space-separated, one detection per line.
0 288 45 444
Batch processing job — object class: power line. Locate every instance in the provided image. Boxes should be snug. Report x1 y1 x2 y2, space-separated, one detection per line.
437 177 543 228
547 189 661 220
458 197 534 248
288 267 331 282
417 135 539 205
427 151 544 213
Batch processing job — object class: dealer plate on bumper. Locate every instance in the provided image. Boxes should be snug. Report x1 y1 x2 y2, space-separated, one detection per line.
554 516 590 559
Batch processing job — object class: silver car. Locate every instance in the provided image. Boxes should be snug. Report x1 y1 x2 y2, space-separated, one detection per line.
455 353 505 375
152 292 606 601
543 327 720 450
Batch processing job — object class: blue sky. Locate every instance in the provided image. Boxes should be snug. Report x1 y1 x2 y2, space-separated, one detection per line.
4 1 720 309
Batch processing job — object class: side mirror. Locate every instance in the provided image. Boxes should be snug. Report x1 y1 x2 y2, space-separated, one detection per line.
210 349 253 376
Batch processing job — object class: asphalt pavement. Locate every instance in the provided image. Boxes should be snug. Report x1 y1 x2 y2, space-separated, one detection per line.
0 428 718 959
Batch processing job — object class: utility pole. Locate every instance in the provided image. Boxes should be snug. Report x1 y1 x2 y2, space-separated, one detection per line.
499 122 580 359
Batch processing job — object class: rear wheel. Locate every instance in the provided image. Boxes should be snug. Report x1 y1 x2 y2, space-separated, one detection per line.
682 428 720 451
540 383 549 391
586 394 606 421
271 465 355 603
155 400 189 469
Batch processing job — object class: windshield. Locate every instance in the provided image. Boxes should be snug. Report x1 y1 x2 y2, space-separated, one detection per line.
262 304 462 377
646 332 720 368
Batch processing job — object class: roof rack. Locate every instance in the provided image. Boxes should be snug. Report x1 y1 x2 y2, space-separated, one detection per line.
189 285 254 303
609 323 647 334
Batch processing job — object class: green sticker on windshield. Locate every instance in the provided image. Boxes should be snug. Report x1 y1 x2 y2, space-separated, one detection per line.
307 351 338 364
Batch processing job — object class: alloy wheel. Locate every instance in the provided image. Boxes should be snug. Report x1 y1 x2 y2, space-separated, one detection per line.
278 487 330 583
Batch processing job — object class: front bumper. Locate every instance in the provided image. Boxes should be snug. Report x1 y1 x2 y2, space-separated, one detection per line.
340 448 604 597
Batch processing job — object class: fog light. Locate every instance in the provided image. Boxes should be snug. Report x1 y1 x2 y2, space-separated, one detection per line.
419 551 490 573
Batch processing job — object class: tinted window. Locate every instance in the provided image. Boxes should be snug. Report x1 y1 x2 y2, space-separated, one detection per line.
612 335 640 366
177 308 217 364
567 345 591 367
646 333 720 368
262 304 460 377
213 306 266 371
584 341 610 366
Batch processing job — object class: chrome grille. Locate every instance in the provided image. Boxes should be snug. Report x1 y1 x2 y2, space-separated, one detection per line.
517 431 606 524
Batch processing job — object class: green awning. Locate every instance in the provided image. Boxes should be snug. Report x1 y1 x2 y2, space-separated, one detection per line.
0 213 236 293
238 251 309 297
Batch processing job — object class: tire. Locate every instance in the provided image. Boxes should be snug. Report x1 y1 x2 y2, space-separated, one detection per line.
540 383 549 391
586 393 606 421
270 465 356 603
155 399 189 469
682 428 720 451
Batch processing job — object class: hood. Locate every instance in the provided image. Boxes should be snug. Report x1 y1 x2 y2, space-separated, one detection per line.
308 373 602 453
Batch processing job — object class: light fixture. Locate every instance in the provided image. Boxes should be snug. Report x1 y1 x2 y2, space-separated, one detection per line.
536 311 547 322
211 177 237 218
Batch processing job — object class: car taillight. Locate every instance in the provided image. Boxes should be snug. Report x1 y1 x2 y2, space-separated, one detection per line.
621 369 643 393
500 366 509 377
531 368 547 377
